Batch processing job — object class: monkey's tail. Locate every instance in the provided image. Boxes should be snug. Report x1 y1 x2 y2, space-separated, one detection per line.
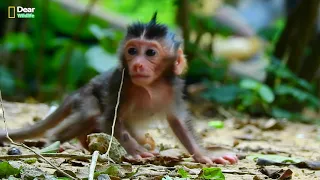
0 96 74 142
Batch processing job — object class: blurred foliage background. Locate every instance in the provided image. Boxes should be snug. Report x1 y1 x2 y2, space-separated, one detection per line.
0 0 319 122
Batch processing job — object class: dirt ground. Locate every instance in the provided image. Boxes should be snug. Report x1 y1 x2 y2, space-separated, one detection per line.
0 101 319 179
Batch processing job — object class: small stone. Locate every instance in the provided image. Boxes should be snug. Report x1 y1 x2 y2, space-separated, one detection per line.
87 133 127 163
7 147 22 155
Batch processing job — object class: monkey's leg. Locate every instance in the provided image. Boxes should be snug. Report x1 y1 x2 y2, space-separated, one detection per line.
0 95 78 142
46 96 101 147
46 112 99 146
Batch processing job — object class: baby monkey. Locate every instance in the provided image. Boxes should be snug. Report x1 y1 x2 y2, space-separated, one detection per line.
0 13 237 165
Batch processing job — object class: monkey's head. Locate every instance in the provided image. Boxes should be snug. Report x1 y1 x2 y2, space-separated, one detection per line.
120 12 187 87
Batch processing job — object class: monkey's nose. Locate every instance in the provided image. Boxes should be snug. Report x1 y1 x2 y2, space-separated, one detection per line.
133 64 143 72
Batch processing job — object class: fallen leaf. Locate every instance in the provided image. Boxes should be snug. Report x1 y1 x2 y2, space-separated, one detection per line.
262 119 286 130
279 169 293 180
208 121 224 129
198 167 225 180
54 169 77 179
177 168 190 178
39 141 61 153
247 154 302 164
259 167 283 179
23 158 37 164
21 167 47 179
295 161 320 170
235 134 260 141
95 165 122 178
0 161 20 178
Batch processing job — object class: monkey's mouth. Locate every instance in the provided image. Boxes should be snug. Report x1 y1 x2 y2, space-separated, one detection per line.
131 74 150 78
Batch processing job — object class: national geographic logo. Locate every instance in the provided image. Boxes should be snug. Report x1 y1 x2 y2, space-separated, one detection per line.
8 6 35 18
8 6 15 18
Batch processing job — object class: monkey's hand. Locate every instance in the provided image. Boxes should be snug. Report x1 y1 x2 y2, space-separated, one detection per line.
193 153 238 165
119 132 158 159
122 140 158 159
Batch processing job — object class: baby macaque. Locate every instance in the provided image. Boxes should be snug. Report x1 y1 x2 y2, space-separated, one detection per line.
0 13 237 165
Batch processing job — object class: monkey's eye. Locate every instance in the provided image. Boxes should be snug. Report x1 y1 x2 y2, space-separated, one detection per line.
128 48 137 55
145 49 157 56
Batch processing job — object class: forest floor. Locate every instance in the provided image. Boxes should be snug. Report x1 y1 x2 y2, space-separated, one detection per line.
0 101 319 179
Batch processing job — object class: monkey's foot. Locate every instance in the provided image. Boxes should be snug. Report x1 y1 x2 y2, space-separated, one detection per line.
193 154 238 165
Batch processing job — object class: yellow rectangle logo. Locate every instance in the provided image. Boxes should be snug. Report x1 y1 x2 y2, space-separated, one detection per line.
8 6 15 18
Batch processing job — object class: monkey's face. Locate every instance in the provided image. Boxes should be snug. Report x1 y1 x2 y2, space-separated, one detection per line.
124 39 170 86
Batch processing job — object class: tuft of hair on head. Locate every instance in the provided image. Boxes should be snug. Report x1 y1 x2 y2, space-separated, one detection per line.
149 11 158 24
126 11 168 40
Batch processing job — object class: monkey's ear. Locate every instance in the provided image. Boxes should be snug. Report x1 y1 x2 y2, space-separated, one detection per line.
174 48 187 75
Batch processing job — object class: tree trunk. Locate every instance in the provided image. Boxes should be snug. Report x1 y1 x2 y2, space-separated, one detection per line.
299 34 320 81
273 0 320 78
286 0 320 74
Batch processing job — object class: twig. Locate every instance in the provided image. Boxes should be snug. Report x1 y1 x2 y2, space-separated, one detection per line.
0 153 106 161
105 68 125 163
89 151 99 180
0 91 77 180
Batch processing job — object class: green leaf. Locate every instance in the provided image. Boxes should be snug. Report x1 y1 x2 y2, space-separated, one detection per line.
187 58 212 78
33 0 102 39
275 85 320 106
267 59 313 91
247 154 302 163
258 85 275 103
86 46 119 73
23 158 37 164
2 32 33 51
39 141 61 153
177 168 189 178
240 79 274 103
89 24 116 40
208 121 224 129
125 167 140 178
239 79 260 90
95 165 119 178
199 167 225 180
51 45 87 90
271 107 294 119
203 84 239 104
0 66 16 96
67 47 87 89
238 91 258 107
0 161 21 178
270 107 309 121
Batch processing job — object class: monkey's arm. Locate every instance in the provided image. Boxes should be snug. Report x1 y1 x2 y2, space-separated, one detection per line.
110 119 155 159
167 113 237 165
